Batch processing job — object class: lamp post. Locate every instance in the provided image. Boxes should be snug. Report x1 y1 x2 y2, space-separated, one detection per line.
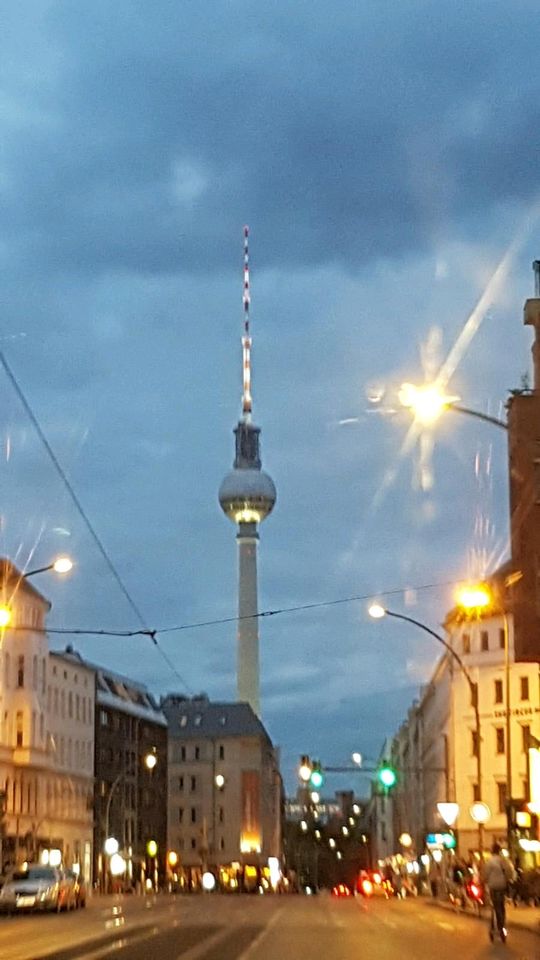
369 604 484 851
455 582 516 851
102 751 158 891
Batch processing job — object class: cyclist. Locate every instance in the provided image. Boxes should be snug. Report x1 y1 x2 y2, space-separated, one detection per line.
482 842 515 941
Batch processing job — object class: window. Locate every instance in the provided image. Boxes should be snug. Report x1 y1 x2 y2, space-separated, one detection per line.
497 782 507 814
68 692 73 719
520 677 530 701
194 715 202 726
32 656 37 690
180 746 186 762
498 628 505 650
481 631 489 652
178 807 183 823
180 715 187 727
494 680 503 704
178 776 184 791
218 745 225 760
190 807 197 824
194 746 200 760
100 710 109 727
16 712 23 748
17 656 24 688
522 725 531 753
190 776 197 792
462 633 471 654
219 806 224 823
496 727 505 754
472 783 480 802
220 837 225 850
471 731 479 757
191 838 197 850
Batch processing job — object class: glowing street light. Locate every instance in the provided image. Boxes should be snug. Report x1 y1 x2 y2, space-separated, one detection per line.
23 556 74 579
398 382 460 425
351 752 363 766
144 750 158 770
0 607 11 628
455 583 491 611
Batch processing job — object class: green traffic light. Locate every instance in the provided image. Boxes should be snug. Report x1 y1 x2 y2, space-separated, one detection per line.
378 766 397 788
310 769 324 789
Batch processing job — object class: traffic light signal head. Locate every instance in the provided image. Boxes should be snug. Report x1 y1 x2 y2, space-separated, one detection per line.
309 761 324 790
378 764 397 789
299 756 312 782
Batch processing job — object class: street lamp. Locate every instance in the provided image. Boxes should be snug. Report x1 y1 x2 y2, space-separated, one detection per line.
0 557 75 628
368 603 485 850
398 382 508 431
23 556 73 579
102 750 159 888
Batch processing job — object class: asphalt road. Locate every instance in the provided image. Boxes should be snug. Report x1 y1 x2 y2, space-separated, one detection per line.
0 893 537 960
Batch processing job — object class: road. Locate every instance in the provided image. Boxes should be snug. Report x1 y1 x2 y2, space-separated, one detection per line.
0 893 537 960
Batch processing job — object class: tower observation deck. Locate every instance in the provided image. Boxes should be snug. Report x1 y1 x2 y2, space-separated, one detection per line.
218 228 276 717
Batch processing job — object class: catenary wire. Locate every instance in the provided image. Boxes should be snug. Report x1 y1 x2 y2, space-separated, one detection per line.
17 576 460 638
0 347 194 695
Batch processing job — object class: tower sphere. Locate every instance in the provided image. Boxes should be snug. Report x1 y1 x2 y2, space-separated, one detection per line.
219 468 276 524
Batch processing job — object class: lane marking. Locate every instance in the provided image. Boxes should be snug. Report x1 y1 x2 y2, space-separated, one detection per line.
237 908 284 960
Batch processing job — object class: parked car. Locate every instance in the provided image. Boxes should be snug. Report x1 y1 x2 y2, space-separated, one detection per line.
64 870 87 908
0 864 71 913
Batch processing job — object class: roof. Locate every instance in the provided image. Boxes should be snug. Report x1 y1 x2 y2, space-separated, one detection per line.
161 694 274 745
52 645 167 727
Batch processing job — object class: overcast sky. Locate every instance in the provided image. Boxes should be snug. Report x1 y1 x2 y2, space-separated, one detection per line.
2 1 540 794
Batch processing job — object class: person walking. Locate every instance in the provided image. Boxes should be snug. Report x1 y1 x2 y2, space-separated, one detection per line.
482 842 515 941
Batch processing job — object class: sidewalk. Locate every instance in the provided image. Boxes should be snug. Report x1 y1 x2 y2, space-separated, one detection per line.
427 895 540 936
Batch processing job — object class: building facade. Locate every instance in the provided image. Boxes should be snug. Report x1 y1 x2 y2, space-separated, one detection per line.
89 660 168 889
163 694 282 890
0 563 94 879
370 597 540 867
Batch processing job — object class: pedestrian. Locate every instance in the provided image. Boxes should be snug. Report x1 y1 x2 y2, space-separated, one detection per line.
482 842 515 937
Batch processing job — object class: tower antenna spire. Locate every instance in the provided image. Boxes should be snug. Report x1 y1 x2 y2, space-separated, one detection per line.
242 225 252 420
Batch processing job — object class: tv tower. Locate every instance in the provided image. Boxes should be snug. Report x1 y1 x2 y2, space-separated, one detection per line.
219 227 276 717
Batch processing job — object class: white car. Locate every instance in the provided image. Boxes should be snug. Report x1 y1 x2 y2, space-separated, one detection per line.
0 864 71 912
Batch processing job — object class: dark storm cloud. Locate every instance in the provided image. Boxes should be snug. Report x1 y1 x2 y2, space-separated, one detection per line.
0 1 538 793
2 2 540 277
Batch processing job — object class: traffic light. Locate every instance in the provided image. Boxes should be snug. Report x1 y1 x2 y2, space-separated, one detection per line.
298 755 312 782
377 764 397 789
309 761 324 790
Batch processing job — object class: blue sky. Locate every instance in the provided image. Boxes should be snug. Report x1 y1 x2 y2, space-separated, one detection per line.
1 1 540 794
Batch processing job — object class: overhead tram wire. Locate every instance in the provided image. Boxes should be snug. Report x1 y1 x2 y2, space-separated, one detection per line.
0 347 194 695
30 575 460 639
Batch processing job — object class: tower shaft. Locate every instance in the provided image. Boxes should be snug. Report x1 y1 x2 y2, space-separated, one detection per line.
236 522 260 716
